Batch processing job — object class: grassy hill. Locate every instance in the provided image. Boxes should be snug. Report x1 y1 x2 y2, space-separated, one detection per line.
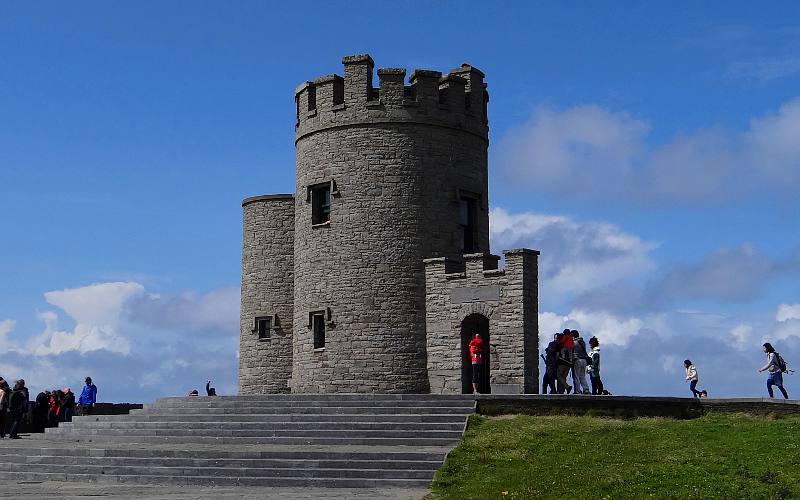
431 413 800 499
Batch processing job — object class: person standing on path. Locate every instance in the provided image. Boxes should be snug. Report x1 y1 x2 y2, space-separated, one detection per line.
541 333 559 394
78 377 97 416
7 380 28 439
758 343 789 399
468 333 486 394
571 330 591 395
684 360 703 398
587 336 604 395
555 332 573 394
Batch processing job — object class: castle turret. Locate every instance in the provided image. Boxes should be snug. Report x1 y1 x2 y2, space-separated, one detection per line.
239 194 295 394
291 54 490 393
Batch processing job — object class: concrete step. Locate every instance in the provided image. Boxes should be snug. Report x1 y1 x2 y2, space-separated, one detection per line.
158 394 474 402
78 413 466 423
59 421 465 431
153 399 475 408
1 471 432 488
13 394 474 488
1 446 447 462
30 434 461 446
135 406 474 415
0 453 441 470
0 462 434 479
45 427 462 439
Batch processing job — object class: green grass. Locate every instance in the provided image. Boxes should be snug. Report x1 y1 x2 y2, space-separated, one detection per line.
430 414 800 500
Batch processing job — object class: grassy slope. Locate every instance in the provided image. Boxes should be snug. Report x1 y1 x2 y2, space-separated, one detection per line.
431 414 800 500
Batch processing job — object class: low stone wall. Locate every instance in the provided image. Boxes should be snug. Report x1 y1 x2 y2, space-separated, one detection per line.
475 395 800 419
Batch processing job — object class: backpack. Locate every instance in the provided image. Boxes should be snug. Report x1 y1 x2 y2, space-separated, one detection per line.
776 353 788 373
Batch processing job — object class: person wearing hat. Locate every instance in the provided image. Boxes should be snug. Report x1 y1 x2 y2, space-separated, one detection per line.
78 377 97 416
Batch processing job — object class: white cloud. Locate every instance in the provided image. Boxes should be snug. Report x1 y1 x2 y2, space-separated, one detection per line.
3 281 240 402
727 57 800 83
730 324 754 349
496 97 800 202
776 303 800 322
491 207 656 296
0 319 16 353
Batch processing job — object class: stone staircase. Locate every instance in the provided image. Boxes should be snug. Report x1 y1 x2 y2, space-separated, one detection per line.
1 394 475 488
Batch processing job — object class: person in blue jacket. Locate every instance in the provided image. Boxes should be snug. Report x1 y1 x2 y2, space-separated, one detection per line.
77 377 97 415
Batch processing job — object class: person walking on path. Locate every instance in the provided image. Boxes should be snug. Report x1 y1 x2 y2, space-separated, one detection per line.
571 330 591 395
556 332 573 394
684 360 704 398
587 336 604 395
0 380 9 438
8 380 28 439
468 333 486 394
758 343 789 399
78 377 97 416
541 333 559 394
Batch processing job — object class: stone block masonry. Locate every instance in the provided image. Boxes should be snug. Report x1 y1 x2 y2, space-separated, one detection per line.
240 53 539 394
239 195 294 394
424 250 540 395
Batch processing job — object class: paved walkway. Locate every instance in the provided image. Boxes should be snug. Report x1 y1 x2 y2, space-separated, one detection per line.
0 481 429 499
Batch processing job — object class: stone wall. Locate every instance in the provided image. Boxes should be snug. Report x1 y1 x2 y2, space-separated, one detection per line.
290 55 490 393
424 250 540 395
239 195 295 394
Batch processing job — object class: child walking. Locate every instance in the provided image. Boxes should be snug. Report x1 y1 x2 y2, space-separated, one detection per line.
684 360 703 398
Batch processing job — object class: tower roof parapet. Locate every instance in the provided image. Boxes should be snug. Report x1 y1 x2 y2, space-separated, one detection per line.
295 54 489 143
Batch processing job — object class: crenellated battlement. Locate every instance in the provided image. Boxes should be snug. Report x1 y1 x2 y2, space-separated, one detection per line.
295 54 489 143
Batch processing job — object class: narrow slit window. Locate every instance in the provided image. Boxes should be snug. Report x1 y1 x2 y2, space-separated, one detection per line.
311 184 331 225
312 313 326 349
308 84 316 111
459 196 476 253
256 317 271 341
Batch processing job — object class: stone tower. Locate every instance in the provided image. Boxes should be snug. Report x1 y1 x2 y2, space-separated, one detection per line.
240 54 538 395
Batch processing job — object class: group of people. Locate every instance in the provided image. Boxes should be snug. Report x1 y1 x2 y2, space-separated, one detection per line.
541 329 605 395
0 376 98 438
187 381 217 397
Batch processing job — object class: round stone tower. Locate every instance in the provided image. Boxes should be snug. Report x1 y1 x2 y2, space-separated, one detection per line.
291 54 490 393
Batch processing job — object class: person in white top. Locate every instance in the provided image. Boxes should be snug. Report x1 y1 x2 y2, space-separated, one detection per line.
684 360 703 398
758 342 789 399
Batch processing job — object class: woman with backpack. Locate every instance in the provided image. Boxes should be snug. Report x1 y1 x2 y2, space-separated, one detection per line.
684 360 703 398
758 342 789 399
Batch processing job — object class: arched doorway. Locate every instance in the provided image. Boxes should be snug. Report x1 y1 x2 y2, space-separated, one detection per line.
461 314 490 394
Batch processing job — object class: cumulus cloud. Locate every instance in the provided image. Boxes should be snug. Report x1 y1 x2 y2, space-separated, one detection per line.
495 98 800 202
490 207 657 297
776 303 800 322
123 286 240 336
3 281 240 403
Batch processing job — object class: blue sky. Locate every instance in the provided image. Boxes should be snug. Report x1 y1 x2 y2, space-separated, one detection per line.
1 2 799 401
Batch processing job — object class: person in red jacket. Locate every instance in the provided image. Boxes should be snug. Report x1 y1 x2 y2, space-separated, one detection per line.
468 333 486 394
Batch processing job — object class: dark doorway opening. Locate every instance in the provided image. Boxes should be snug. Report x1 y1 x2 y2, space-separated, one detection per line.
461 313 490 394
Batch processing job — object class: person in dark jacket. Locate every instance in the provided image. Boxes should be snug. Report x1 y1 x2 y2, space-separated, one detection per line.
206 381 217 396
541 333 559 394
34 391 50 431
62 387 76 422
78 377 97 415
8 380 28 439
0 380 10 438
